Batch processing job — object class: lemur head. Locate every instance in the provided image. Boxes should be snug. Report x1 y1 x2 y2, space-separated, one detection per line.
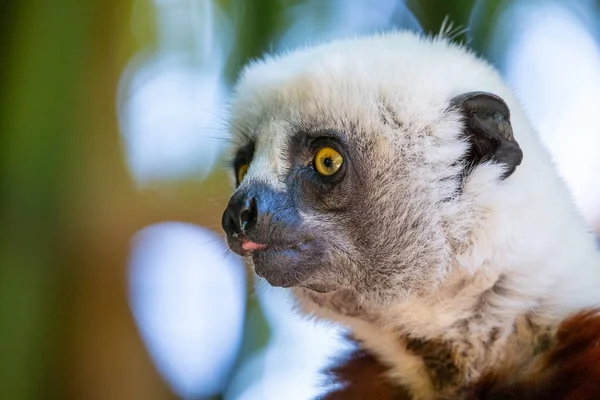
222 31 550 309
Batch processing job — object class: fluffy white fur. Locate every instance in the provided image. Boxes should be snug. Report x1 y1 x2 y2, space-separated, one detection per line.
226 31 600 399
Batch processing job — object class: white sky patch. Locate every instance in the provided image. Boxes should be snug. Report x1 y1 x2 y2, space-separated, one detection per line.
502 3 600 225
128 222 246 399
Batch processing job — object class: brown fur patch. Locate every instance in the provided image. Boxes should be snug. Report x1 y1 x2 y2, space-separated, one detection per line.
541 310 600 399
406 337 460 391
472 309 600 400
319 346 411 399
321 310 600 399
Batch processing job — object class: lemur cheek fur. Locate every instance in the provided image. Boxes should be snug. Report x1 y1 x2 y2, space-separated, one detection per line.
224 30 600 399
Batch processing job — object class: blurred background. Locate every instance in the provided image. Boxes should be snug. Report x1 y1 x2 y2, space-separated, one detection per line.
1 0 599 399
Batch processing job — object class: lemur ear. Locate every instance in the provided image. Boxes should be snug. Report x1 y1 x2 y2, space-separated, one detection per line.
449 91 523 180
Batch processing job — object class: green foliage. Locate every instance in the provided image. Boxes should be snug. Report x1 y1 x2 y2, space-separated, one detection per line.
0 0 94 398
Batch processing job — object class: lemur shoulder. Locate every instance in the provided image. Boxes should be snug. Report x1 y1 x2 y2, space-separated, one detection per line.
221 31 600 399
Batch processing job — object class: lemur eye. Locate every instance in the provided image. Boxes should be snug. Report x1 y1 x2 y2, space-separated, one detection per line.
237 163 249 184
314 147 343 176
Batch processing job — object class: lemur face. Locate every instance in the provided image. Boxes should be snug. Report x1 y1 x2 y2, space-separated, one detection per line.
222 125 380 292
222 33 522 303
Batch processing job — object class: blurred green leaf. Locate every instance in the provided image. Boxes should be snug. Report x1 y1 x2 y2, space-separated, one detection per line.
0 0 93 398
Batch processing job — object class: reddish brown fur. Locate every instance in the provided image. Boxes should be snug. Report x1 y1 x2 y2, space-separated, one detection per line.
319 348 411 399
475 310 600 400
321 310 600 399
545 310 600 398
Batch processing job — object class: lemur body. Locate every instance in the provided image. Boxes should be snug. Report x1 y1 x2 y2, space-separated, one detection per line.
221 31 600 399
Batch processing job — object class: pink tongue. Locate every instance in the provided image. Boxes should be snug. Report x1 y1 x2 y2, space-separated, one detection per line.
242 241 266 251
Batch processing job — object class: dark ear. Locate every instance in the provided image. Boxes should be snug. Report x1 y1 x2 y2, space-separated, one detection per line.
449 91 523 180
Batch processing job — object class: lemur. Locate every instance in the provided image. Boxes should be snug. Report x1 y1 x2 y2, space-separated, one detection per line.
221 31 600 399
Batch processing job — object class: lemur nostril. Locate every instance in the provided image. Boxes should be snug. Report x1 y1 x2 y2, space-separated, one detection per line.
239 197 257 233
222 191 259 236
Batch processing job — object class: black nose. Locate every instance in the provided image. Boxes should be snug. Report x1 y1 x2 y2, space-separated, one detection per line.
222 193 258 236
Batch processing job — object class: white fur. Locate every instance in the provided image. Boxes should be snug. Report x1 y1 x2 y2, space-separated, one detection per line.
227 31 600 398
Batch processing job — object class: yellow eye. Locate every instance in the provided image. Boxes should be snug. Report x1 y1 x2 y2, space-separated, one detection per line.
314 147 343 176
237 163 249 184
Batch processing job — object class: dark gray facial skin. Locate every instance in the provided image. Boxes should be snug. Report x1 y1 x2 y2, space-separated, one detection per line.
223 180 321 288
222 131 363 291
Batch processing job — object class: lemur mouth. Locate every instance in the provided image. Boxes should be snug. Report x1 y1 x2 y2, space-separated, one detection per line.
227 237 266 257
225 230 319 288
241 240 266 252
234 238 308 259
